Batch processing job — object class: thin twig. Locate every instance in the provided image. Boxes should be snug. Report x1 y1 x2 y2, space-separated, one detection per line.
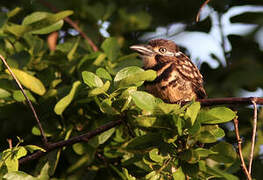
7 139 12 149
197 97 263 106
19 119 122 164
233 117 252 180
0 54 48 146
196 0 211 22
249 98 258 175
37 0 98 52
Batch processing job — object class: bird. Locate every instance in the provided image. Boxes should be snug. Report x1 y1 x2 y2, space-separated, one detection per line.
130 39 207 103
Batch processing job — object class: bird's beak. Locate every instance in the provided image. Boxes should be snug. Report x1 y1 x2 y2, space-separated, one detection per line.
130 44 154 56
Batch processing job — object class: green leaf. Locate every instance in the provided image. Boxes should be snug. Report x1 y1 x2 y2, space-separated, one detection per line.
172 167 185 180
173 115 184 136
194 148 217 158
149 148 163 163
5 24 29 37
114 66 144 87
3 171 36 180
0 88 11 99
72 143 93 155
3 147 27 172
117 70 157 88
7 7 22 18
99 98 119 114
30 20 64 35
197 107 236 124
210 142 237 163
196 125 225 143
185 102 200 126
131 91 158 111
67 37 80 61
101 37 120 61
96 68 112 81
22 10 73 34
157 103 180 114
6 68 46 95
205 165 238 180
25 145 46 153
67 147 96 173
122 168 136 180
126 133 162 150
88 81 110 96
54 81 81 115
38 162 50 180
13 90 36 103
145 171 160 180
82 71 103 88
180 149 199 164
98 128 115 144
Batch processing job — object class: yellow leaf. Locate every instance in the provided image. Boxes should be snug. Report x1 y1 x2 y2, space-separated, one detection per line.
6 68 46 95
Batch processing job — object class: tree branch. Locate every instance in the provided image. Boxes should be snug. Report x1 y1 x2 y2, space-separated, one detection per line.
196 0 211 22
37 0 99 52
197 97 263 106
19 119 122 164
0 54 48 147
248 99 258 175
233 117 252 180
17 97 263 165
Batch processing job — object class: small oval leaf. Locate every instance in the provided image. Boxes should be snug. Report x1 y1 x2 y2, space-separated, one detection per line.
198 107 236 124
131 91 158 111
6 68 46 95
82 71 103 88
96 68 112 81
54 81 81 115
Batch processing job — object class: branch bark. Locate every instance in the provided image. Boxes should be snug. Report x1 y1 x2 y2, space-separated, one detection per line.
198 97 263 106
233 117 252 180
19 119 122 164
37 0 99 52
248 99 258 175
0 54 48 146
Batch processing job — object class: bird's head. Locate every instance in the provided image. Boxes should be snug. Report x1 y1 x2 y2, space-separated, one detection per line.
130 39 179 68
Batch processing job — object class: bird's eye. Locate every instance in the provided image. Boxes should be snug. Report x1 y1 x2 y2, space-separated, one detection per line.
159 47 167 53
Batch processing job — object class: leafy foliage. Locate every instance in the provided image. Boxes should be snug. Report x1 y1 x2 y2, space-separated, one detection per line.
0 0 263 179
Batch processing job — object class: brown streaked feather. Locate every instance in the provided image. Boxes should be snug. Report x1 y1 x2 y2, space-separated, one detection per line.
131 39 207 103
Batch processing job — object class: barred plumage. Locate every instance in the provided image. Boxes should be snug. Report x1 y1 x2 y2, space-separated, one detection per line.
130 39 206 103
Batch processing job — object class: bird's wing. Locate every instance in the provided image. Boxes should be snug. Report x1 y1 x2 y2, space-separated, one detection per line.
174 52 207 99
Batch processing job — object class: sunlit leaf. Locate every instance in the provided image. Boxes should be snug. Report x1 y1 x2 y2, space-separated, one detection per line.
149 148 163 163
101 37 120 61
173 167 185 180
96 68 112 81
122 168 136 180
3 171 36 180
88 81 110 96
67 37 80 61
117 70 157 88
54 81 81 115
197 107 236 124
22 10 73 34
131 91 158 111
25 145 46 153
114 66 144 87
12 90 36 103
98 128 115 144
5 68 46 95
0 88 11 99
185 102 200 126
82 71 103 88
